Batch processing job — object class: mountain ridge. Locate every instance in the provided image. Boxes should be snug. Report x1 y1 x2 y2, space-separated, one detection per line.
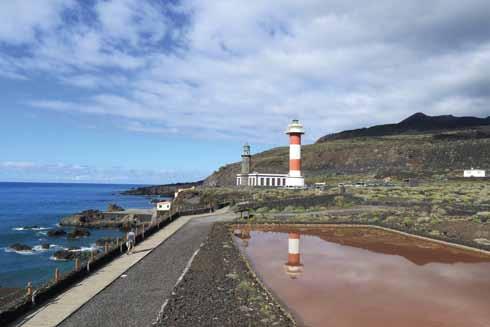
316 112 490 143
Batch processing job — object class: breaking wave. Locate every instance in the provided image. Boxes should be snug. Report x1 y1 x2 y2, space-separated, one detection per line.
12 226 50 231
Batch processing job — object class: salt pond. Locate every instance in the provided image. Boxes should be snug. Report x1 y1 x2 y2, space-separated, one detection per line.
234 225 490 327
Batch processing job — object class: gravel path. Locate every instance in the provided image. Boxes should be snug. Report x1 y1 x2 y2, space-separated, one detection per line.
59 211 234 327
159 223 295 327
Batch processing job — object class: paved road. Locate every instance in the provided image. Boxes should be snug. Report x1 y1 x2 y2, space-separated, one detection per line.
58 210 235 327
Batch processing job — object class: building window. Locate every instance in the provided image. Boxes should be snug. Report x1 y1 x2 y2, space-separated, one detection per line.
266 178 270 186
272 178 275 186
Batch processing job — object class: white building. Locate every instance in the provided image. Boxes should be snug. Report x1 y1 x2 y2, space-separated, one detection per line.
236 172 288 187
156 200 172 211
464 169 486 178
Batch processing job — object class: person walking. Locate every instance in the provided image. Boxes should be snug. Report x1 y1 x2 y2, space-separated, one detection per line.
126 229 136 255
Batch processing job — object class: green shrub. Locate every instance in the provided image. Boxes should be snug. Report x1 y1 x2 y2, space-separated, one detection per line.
334 196 345 207
293 206 306 213
256 207 269 213
473 212 490 223
403 217 414 227
416 217 431 224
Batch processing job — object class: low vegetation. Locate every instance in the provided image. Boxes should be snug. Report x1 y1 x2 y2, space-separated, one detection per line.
230 180 490 252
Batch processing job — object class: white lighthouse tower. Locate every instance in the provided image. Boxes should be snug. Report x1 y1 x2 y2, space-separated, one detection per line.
285 119 305 188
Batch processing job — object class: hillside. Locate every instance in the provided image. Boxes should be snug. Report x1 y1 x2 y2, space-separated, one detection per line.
204 113 490 186
316 113 490 142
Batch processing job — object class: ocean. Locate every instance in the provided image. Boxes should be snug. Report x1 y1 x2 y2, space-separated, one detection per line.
0 182 152 288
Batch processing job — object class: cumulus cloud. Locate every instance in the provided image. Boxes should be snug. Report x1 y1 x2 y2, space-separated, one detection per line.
1 0 490 144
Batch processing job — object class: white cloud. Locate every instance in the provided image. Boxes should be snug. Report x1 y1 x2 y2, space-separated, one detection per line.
0 161 206 184
2 0 490 144
0 0 75 44
96 0 169 46
0 161 37 169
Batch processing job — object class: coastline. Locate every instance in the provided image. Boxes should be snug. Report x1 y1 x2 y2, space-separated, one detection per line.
0 182 153 289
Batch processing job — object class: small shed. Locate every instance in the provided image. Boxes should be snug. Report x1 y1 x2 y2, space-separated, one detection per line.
156 200 172 211
464 169 486 178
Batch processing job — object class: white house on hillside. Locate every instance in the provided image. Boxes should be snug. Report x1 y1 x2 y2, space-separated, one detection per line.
464 168 486 178
156 200 172 211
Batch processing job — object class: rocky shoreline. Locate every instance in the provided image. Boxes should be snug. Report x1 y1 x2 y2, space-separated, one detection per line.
159 223 295 326
122 181 203 196
59 204 150 229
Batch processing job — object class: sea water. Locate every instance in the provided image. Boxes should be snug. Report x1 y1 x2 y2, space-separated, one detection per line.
0 182 152 287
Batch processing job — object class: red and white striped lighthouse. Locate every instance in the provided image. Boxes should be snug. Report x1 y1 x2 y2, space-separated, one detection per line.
284 232 303 279
285 119 305 188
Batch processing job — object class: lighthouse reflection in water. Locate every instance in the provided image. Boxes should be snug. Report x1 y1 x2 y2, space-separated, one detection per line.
284 232 303 279
233 228 304 279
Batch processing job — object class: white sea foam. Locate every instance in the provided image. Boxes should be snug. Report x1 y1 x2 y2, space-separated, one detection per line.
69 244 97 252
4 247 35 255
32 245 48 252
12 226 50 231
32 244 60 252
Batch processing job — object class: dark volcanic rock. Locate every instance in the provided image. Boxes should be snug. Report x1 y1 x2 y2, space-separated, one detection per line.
107 203 124 212
60 207 147 229
9 243 32 252
47 229 67 237
41 243 51 250
95 237 118 246
122 181 203 196
317 112 490 142
53 249 90 261
60 210 105 227
67 228 91 239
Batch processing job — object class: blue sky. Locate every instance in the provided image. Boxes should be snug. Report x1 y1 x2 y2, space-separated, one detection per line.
1 0 490 184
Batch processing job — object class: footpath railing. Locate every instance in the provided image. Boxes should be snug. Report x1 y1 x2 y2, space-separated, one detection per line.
0 202 229 326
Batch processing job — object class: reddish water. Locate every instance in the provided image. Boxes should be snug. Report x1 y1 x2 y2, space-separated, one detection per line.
234 225 490 327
